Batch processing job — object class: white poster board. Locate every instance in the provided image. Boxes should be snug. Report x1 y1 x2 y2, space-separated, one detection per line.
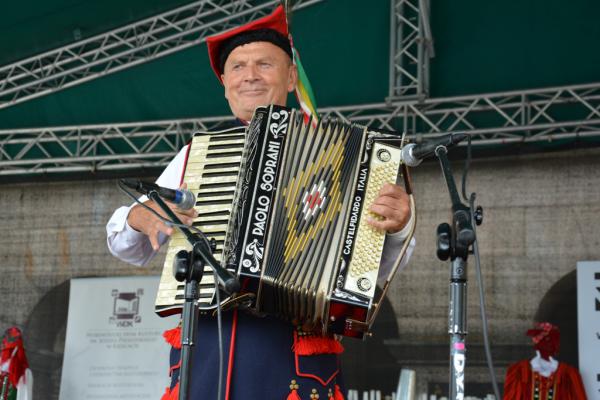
577 261 600 399
59 276 178 400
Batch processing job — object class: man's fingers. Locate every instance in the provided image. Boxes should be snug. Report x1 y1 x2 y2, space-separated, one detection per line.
367 213 405 233
177 208 198 219
378 182 408 199
367 217 397 232
366 182 411 234
370 196 410 219
149 233 161 251
369 204 397 220
370 195 406 212
150 199 195 225
369 194 411 233
171 209 196 225
180 215 196 226
154 220 174 238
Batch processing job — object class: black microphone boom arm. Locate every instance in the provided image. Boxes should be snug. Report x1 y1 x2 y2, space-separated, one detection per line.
401 133 467 167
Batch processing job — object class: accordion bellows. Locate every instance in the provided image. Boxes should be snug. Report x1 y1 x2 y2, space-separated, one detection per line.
156 105 409 338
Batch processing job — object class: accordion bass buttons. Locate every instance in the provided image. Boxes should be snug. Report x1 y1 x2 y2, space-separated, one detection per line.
344 142 402 299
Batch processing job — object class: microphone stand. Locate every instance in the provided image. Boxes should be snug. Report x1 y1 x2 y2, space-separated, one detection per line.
432 146 480 400
146 191 238 400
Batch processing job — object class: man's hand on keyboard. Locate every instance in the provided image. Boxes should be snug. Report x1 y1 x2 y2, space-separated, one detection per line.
127 183 198 251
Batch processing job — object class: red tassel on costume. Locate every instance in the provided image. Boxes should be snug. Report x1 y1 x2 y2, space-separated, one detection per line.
293 331 344 356
161 382 179 400
287 389 302 400
163 326 182 349
334 384 344 400
287 379 302 400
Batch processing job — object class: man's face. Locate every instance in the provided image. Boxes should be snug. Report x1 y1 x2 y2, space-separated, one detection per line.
221 41 297 121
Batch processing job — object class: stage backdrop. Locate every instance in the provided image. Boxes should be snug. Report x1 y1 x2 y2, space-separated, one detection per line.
59 276 178 400
577 261 600 398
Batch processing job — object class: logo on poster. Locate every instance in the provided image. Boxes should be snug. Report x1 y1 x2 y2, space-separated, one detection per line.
109 288 143 327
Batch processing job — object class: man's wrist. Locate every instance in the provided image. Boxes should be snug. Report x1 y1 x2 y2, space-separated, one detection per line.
124 219 147 240
126 204 144 233
386 212 414 242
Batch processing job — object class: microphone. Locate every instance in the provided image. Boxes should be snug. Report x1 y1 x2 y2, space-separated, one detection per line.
123 178 240 294
401 133 468 167
121 179 196 210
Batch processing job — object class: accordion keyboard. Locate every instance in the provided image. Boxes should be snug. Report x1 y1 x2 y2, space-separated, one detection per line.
155 129 244 315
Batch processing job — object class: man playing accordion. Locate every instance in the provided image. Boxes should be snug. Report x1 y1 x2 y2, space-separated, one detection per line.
106 5 414 399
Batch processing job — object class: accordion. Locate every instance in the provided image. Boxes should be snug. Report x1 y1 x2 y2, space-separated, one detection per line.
155 105 415 338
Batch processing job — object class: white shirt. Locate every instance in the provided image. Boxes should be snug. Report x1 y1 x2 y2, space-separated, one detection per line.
106 144 415 280
530 351 559 377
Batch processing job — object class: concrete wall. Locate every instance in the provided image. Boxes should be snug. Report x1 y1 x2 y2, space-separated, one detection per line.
1 147 599 398
381 147 600 396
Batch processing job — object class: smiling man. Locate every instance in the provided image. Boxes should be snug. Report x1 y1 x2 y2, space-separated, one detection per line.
106 5 414 399
221 40 297 122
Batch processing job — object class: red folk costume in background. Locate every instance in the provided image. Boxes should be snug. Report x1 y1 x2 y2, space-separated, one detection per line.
503 322 587 400
0 327 33 400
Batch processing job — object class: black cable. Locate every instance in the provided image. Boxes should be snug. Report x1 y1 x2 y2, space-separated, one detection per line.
213 271 224 400
470 194 501 399
459 141 501 399
461 135 472 202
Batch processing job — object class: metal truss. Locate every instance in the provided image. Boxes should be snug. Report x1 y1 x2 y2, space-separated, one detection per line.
388 0 434 100
0 0 322 110
0 117 236 176
1 82 599 176
324 82 600 145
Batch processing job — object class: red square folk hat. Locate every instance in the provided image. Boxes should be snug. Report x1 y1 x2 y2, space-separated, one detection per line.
206 5 292 82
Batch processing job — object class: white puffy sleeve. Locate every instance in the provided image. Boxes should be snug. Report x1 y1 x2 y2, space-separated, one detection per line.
106 144 190 266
